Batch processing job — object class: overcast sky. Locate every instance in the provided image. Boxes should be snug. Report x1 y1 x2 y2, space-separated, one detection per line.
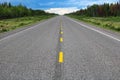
0 0 118 15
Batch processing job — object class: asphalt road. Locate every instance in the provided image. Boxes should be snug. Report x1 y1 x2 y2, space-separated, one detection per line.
0 16 120 80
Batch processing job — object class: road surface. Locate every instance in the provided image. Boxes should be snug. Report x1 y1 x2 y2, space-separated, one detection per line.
0 16 120 80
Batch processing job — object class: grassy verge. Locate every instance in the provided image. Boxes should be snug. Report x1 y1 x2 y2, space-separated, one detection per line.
68 15 120 32
0 15 55 33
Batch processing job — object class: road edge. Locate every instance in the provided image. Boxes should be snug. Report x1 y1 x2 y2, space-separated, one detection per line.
0 16 56 39
65 16 120 42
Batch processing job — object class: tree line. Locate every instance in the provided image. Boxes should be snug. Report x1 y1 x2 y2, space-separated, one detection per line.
67 1 120 17
0 2 55 19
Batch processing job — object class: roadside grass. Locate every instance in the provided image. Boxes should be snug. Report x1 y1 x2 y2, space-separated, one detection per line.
0 15 54 33
68 15 120 32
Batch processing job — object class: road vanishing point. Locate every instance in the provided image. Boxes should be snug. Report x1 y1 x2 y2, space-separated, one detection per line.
0 16 120 80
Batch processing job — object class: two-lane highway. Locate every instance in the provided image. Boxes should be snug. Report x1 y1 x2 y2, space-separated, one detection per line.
0 16 120 80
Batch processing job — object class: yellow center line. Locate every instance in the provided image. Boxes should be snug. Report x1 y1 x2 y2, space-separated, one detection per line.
60 27 63 31
60 20 63 29
58 20 64 63
60 31 63 34
61 21 62 26
60 37 63 42
61 26 62 29
58 51 64 63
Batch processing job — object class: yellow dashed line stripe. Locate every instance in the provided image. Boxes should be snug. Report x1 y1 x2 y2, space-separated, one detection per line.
59 51 64 63
60 31 63 34
60 37 63 42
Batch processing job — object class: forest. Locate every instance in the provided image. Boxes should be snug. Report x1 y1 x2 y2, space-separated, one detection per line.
66 1 120 31
68 1 120 17
0 2 56 33
0 2 54 19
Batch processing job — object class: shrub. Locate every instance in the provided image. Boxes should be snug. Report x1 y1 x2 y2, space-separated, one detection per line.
1 28 8 32
19 23 25 26
0 24 4 27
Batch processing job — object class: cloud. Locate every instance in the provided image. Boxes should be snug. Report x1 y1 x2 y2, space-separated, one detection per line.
45 7 79 15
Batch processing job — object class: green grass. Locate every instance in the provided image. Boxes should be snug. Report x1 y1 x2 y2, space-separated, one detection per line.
0 15 55 33
68 15 120 32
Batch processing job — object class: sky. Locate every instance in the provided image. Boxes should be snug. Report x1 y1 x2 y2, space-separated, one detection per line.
0 0 118 15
